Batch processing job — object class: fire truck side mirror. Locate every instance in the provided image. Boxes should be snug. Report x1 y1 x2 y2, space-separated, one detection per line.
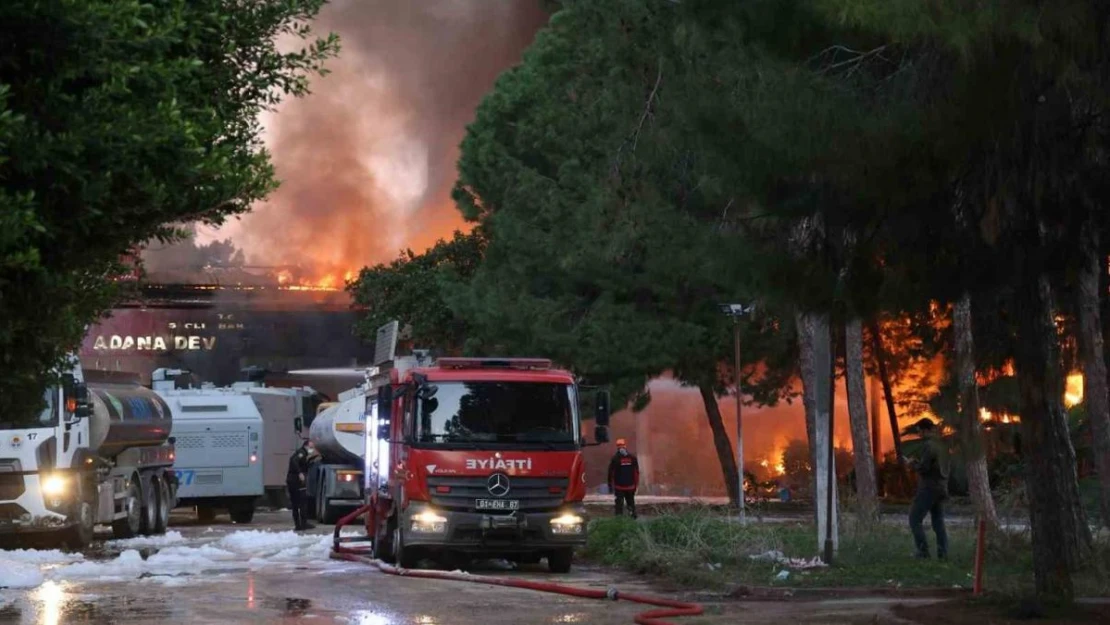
594 425 610 444
594 390 611 426
376 385 393 440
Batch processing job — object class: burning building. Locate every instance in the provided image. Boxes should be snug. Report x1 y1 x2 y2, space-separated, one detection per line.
80 272 373 388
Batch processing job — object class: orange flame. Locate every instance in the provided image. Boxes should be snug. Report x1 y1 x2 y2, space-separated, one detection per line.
1065 373 1083 408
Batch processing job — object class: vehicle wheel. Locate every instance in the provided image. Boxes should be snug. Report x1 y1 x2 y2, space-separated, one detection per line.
65 499 96 549
373 515 395 562
112 480 142 539
547 548 573 574
229 499 255 524
196 505 217 523
394 521 419 569
152 479 170 534
321 500 341 525
139 479 158 536
439 551 469 571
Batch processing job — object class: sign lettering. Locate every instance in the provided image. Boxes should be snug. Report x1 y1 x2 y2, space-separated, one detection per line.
174 469 196 486
465 458 533 471
91 335 216 352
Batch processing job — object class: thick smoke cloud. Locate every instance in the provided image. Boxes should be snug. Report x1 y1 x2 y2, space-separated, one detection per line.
208 0 549 279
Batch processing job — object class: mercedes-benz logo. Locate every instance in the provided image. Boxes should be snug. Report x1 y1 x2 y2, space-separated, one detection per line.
486 472 511 497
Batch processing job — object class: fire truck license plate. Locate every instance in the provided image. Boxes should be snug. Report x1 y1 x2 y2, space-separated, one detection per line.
476 499 519 511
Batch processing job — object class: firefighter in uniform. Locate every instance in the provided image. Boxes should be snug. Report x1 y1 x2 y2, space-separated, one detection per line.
287 439 318 531
607 439 640 519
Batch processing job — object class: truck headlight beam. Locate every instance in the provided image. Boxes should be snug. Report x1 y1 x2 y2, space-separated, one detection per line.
42 474 68 497
411 509 448 534
550 513 584 535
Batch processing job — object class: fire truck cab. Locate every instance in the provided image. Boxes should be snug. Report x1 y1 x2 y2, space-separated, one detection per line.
359 337 610 573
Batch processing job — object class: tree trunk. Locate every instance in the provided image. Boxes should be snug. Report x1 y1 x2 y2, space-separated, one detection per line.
1076 222 1110 527
845 319 879 520
868 319 904 461
697 382 740 506
953 292 1000 529
870 375 882 460
795 312 819 491
1014 271 1092 599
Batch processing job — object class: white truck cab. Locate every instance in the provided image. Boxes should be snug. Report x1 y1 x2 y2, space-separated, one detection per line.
0 358 177 547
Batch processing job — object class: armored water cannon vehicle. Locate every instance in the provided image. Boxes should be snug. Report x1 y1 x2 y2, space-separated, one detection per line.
156 386 264 524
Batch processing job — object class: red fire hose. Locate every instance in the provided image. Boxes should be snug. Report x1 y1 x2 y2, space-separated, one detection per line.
331 505 704 625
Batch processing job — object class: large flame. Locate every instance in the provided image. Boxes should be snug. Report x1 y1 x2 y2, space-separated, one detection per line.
1065 373 1083 408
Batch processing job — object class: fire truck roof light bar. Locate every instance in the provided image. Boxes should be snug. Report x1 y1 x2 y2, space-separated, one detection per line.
436 357 552 370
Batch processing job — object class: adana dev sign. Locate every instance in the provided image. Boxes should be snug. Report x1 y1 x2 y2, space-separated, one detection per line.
89 320 228 352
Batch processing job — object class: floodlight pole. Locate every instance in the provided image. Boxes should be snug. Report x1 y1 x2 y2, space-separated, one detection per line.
720 303 753 523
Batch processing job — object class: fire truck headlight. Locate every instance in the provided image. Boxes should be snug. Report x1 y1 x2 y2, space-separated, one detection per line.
549 513 584 535
410 509 448 534
42 474 68 497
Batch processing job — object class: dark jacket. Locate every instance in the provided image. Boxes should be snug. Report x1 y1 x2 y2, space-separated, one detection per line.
287 446 312 488
911 436 949 498
608 451 639 492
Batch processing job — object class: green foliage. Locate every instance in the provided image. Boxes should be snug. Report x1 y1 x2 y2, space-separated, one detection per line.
450 0 798 408
0 0 338 422
348 229 485 354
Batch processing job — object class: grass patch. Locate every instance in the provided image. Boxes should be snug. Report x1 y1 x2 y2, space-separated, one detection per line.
581 508 1110 596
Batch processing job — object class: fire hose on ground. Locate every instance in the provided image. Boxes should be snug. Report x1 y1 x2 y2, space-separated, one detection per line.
330 504 704 625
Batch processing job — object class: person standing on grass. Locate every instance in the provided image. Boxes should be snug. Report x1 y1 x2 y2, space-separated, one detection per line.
904 418 950 559
607 438 640 519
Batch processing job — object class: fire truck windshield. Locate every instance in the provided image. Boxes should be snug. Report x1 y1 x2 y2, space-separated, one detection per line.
415 381 579 448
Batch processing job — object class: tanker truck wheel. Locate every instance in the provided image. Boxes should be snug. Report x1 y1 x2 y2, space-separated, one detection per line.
112 481 142 539
152 479 170 534
64 499 95 549
140 479 158 536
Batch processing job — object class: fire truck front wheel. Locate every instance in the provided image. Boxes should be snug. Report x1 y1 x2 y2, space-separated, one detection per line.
394 523 420 569
547 548 573 574
374 516 395 562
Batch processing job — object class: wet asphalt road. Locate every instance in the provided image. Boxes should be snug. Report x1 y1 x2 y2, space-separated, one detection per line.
0 509 951 624
0 510 710 625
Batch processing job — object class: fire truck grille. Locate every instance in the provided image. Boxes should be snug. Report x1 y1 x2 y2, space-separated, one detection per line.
426 476 568 512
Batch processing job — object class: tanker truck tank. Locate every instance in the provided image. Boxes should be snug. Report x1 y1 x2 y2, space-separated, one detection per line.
308 395 365 466
87 383 174 458
306 392 367 523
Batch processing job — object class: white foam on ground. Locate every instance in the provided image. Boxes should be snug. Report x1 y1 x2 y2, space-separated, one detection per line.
50 530 349 585
0 562 45 589
1 529 363 588
107 530 187 549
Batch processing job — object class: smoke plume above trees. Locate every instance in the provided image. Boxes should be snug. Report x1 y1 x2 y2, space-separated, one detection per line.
198 0 548 277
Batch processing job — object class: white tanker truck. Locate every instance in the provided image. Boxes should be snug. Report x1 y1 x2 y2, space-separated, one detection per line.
305 386 368 524
0 359 177 548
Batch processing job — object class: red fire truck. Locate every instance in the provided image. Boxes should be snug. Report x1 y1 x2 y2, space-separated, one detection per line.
353 347 610 573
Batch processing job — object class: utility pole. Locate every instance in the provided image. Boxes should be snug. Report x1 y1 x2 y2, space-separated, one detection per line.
720 303 753 523
734 320 744 522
